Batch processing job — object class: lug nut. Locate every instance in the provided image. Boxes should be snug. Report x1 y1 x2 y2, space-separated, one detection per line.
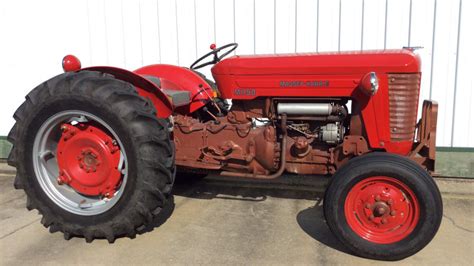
60 125 68 132
390 210 397 216
381 218 388 224
377 207 386 215
387 199 393 205
369 215 375 221
375 195 381 202
365 203 371 209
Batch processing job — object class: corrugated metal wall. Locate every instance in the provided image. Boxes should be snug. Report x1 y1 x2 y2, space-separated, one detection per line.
0 0 472 147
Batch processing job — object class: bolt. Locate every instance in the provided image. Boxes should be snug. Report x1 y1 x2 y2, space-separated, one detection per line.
365 203 371 209
381 218 388 224
60 125 68 132
375 195 381 202
377 207 386 215
390 210 397 216
387 199 393 205
368 215 375 221
112 140 117 146
57 177 63 185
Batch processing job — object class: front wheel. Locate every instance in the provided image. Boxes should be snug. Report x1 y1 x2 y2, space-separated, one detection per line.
324 153 442 260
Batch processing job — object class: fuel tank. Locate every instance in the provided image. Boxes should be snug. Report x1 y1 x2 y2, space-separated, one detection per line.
211 49 420 99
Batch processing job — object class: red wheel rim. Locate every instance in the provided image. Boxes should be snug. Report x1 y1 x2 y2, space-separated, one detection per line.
56 123 122 198
344 176 420 244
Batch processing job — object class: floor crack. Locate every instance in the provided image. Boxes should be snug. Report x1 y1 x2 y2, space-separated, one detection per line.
443 214 474 233
0 218 41 239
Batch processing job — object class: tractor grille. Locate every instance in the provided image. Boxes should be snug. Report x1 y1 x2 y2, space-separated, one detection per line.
388 73 421 141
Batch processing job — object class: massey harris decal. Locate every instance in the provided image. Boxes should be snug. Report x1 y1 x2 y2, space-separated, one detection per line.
280 80 330 88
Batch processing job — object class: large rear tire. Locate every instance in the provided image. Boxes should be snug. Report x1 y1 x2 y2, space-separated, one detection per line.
324 153 442 260
8 71 175 242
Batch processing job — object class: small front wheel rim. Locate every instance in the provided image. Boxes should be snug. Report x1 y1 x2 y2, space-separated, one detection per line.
344 176 420 244
32 110 128 216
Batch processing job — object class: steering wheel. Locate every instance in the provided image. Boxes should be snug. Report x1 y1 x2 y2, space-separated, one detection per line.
190 43 238 70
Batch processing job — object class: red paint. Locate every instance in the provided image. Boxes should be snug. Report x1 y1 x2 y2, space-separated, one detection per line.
344 176 420 244
56 123 122 197
211 49 421 155
134 64 213 114
83 66 173 118
62 55 81 72
210 43 217 50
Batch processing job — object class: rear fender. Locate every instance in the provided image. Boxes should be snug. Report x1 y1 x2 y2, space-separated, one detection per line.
82 66 173 118
134 64 213 114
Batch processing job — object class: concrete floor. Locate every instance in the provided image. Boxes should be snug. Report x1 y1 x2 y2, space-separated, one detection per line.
0 173 473 266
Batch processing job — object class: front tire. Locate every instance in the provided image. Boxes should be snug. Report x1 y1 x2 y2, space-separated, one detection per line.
8 71 175 242
324 153 442 260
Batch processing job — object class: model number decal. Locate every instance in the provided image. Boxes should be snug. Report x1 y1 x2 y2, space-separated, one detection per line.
234 88 256 96
280 80 330 88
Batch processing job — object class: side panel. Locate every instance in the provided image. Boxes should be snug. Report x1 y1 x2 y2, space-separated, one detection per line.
213 72 417 155
83 66 173 118
134 64 213 113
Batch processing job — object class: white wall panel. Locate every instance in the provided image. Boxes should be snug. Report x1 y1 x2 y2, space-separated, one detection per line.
317 0 340 51
255 0 275 54
0 0 472 147
156 0 179 65
340 0 363 51
362 0 387 50
121 0 144 69
430 0 460 146
275 0 296 53
452 0 474 147
140 0 161 66
104 0 126 67
296 0 318 52
385 0 410 49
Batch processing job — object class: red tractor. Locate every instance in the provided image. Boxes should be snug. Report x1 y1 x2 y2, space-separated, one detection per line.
8 43 442 260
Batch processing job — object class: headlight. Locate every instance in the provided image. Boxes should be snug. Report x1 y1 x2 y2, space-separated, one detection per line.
360 72 379 96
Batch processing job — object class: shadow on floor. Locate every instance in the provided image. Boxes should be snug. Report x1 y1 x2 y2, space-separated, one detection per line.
172 174 351 255
296 201 350 254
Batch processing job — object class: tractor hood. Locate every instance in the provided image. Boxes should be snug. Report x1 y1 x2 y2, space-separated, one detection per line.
211 49 420 76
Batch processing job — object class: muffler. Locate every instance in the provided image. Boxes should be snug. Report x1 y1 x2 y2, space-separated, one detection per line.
277 103 333 116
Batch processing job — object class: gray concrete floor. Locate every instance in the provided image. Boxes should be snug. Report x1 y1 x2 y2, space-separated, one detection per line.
0 172 473 265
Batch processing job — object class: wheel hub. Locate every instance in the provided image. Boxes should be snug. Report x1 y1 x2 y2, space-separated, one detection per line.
57 123 122 198
344 176 420 244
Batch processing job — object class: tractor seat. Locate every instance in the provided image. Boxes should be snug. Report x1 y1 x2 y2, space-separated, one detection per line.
143 75 191 107
161 89 190 107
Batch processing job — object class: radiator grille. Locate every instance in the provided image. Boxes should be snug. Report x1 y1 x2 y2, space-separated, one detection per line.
388 73 421 141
